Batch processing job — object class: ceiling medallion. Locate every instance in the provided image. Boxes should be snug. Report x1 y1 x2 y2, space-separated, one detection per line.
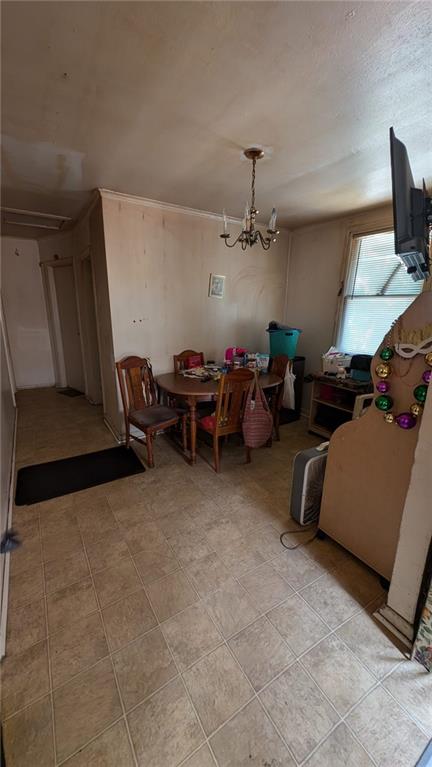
220 148 279 250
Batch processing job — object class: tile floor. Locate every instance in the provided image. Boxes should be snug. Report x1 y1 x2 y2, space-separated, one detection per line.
1 388 431 766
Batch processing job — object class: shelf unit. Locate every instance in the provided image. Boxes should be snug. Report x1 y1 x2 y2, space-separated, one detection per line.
309 374 372 439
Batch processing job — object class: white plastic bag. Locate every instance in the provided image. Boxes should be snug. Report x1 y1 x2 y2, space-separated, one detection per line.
282 365 296 409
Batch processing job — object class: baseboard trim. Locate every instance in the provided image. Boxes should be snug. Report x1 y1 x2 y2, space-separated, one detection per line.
374 604 414 648
0 406 18 660
15 383 56 390
103 416 122 444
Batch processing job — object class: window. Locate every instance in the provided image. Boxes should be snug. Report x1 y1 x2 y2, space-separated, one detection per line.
338 230 422 355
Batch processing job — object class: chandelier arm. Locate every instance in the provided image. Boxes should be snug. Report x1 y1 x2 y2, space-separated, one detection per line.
223 233 242 248
256 230 271 250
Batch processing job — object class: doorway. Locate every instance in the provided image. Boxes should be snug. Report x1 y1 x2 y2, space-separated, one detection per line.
42 258 84 392
75 250 103 404
53 262 84 391
42 252 103 404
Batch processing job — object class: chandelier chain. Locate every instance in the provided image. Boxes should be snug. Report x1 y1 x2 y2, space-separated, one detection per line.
251 158 256 211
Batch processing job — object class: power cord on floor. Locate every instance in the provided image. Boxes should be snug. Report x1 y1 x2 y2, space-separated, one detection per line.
279 525 318 550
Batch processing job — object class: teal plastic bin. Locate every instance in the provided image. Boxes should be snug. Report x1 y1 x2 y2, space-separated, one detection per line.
267 325 301 358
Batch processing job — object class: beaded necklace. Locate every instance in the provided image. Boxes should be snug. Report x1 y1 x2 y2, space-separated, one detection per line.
375 318 431 429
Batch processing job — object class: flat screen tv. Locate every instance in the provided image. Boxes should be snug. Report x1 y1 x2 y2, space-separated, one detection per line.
390 127 431 281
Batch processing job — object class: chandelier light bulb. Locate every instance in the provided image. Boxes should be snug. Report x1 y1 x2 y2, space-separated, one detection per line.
268 207 277 232
222 209 228 235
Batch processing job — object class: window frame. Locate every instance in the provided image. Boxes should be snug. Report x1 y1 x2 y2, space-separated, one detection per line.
333 222 404 353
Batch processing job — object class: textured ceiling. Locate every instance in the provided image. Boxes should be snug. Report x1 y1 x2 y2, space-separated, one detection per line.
1 1 431 228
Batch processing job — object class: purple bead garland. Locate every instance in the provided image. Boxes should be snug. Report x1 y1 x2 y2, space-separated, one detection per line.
376 380 390 393
395 412 417 430
422 369 432 385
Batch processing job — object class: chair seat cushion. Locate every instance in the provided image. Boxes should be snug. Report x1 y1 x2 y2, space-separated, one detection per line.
130 406 179 429
199 415 216 431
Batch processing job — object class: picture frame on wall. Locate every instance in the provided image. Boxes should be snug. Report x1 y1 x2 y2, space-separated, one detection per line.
208 273 225 299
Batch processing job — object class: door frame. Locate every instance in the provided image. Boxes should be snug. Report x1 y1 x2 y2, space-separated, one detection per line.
0 297 17 659
41 257 75 389
73 246 103 404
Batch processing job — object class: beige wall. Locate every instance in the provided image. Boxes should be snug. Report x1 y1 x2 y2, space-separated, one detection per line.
1 237 55 388
287 205 392 412
100 191 290 436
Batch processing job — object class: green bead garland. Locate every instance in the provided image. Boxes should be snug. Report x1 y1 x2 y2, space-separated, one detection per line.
380 346 394 362
375 394 393 412
414 384 428 404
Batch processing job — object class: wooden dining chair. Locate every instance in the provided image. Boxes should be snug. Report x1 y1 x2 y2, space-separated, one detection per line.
172 349 212 416
116 355 187 468
173 349 205 373
268 354 290 440
197 368 254 472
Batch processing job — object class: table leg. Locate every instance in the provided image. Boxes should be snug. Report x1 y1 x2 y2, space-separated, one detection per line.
188 397 197 464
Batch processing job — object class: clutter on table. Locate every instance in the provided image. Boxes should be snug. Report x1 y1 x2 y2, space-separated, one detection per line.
179 349 271 381
223 348 270 373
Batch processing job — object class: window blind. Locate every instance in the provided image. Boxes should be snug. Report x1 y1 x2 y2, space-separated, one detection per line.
338 230 422 355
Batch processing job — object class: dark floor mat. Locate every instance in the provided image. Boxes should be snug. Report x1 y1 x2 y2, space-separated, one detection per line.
57 387 84 397
15 446 145 505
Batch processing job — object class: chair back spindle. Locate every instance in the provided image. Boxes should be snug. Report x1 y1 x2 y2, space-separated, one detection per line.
214 369 254 433
116 356 157 414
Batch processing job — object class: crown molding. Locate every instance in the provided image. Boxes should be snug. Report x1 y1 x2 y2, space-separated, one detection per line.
98 188 289 232
98 188 243 225
290 202 392 235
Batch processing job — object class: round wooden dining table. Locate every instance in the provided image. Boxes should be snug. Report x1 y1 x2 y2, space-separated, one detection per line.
156 371 282 464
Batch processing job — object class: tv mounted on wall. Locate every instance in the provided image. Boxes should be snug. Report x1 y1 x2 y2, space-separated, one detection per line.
390 127 431 281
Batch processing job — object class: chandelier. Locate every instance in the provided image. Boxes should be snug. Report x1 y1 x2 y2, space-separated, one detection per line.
220 148 279 250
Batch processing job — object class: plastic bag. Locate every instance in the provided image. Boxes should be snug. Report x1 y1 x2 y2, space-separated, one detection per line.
282 365 296 410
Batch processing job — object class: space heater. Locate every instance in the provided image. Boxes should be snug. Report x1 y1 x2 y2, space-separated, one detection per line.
290 442 329 525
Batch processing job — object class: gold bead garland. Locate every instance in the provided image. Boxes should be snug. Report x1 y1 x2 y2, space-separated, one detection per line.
376 362 391 379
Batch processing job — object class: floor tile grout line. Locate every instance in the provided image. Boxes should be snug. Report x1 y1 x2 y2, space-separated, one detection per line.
161 616 219 766
77 528 140 767
295 652 430 766
295 656 380 766
372 676 431 740
121 533 213 762
54 715 126 767
176 743 218 767
289 592 392 683
125 536 221 766
148 519 275 763
172 571 301 766
336 720 380 767
40 509 58 767
220 633 301 766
